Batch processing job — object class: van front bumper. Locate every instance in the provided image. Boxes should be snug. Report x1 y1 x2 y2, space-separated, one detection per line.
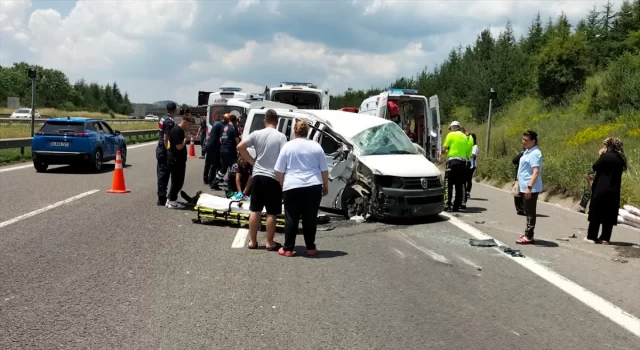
373 187 445 219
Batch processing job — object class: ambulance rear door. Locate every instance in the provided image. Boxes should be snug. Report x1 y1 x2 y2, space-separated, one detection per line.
427 95 442 163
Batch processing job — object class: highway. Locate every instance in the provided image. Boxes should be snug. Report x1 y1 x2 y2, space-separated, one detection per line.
1 142 639 349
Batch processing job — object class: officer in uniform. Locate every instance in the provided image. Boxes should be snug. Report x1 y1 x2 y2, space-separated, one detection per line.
156 102 178 206
204 112 225 190
442 121 472 212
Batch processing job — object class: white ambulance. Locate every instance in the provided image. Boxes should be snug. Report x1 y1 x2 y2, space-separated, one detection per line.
263 82 330 110
205 99 295 138
358 89 442 163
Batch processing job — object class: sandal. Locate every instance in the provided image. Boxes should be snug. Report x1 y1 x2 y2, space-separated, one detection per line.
516 235 534 245
265 242 282 251
247 242 258 249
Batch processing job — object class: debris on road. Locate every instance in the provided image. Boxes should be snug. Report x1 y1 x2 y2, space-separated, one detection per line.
469 238 497 247
350 215 366 223
317 225 336 231
474 220 485 224
317 214 331 224
557 238 570 241
569 233 577 238
502 246 525 258
612 258 628 264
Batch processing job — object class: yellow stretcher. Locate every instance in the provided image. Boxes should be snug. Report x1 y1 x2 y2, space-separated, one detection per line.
192 193 285 228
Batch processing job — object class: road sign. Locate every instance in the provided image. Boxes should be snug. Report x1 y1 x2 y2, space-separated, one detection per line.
7 97 20 109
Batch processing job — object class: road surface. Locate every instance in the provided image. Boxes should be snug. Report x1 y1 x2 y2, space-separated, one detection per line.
1 142 639 349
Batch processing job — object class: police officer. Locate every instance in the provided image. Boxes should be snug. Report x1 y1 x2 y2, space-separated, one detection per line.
211 114 240 189
204 112 225 189
156 102 178 206
442 121 472 212
460 127 474 209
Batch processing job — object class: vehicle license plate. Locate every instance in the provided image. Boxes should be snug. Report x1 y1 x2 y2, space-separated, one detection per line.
51 142 69 147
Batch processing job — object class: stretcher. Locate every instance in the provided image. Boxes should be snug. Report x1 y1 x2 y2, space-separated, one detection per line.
192 193 285 228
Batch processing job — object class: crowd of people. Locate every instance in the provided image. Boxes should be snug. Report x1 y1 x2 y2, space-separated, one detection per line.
443 121 628 246
155 103 328 257
155 101 630 252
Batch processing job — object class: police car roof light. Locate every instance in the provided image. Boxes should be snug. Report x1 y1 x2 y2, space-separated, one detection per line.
219 87 243 92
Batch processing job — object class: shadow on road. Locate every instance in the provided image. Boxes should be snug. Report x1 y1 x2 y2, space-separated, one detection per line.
470 197 488 201
536 214 550 218
299 249 348 259
45 163 131 175
383 215 450 226
533 240 559 248
461 206 487 214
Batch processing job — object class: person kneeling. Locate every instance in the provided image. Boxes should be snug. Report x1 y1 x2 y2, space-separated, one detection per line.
227 157 252 199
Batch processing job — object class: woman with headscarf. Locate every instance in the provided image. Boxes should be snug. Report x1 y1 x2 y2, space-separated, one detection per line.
274 120 329 257
585 137 628 244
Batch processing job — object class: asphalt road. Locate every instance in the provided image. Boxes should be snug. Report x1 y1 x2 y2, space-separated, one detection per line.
1 143 639 349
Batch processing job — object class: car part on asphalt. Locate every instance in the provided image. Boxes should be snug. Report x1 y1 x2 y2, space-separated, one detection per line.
502 246 525 258
469 238 497 247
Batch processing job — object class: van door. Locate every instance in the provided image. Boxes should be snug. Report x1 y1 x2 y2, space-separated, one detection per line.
428 95 442 162
276 114 295 141
310 124 355 211
263 86 270 100
322 90 330 110
376 92 389 120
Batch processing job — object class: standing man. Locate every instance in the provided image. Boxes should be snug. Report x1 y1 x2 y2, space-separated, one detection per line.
211 114 240 189
156 102 177 206
166 115 195 209
196 114 207 159
461 127 474 209
442 121 472 212
237 109 287 251
204 113 224 188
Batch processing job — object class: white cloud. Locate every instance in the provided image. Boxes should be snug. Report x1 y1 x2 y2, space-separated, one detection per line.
0 0 616 105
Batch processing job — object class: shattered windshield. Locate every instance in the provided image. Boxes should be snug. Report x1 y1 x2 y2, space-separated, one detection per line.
351 122 418 156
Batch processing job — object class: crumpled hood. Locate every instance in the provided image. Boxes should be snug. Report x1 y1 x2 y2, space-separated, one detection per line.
357 154 441 177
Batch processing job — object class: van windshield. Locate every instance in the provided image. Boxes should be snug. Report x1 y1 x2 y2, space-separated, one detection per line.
271 91 321 109
351 122 418 156
209 106 245 125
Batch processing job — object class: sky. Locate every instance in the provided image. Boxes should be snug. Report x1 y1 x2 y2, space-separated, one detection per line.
0 0 614 105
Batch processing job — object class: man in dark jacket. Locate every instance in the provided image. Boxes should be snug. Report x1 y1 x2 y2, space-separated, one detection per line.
156 102 178 206
204 113 224 189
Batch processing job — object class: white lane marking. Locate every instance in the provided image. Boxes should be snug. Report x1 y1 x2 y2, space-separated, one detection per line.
392 247 406 258
442 212 640 338
397 231 452 265
0 190 100 229
127 141 157 150
454 254 483 271
0 164 32 173
0 141 156 174
231 228 249 248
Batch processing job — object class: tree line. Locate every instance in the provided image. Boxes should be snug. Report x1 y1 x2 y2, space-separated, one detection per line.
0 62 133 116
330 0 640 123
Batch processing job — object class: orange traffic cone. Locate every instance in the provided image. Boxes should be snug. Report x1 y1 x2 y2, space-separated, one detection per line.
106 151 130 193
188 136 196 158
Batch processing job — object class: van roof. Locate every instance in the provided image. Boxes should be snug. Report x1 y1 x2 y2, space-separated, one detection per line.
247 100 297 110
298 109 389 139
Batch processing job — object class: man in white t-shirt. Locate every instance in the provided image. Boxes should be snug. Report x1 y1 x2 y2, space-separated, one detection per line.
237 109 287 251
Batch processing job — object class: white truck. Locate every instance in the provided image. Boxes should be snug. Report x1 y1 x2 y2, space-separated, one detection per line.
358 89 442 163
263 82 330 110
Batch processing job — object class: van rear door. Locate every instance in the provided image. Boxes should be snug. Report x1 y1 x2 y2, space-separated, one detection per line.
322 90 330 110
375 92 389 120
428 95 442 162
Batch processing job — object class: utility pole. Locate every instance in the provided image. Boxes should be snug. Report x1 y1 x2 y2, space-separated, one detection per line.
485 88 496 155
28 66 37 137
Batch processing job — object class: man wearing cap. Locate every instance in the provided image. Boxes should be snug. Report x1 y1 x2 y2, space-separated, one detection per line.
442 121 472 212
156 102 178 206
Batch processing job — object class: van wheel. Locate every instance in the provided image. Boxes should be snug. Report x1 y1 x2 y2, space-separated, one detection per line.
33 161 48 172
92 149 103 172
341 187 369 219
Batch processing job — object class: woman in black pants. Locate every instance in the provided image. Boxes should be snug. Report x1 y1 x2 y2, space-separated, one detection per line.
274 120 329 257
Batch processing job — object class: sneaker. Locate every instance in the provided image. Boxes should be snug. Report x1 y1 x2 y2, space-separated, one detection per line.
166 201 185 209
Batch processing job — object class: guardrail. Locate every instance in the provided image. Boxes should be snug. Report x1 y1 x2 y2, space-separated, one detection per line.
0 117 154 124
0 129 157 156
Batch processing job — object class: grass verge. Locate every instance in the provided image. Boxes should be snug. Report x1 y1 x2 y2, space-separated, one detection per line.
457 97 640 206
0 134 159 166
0 107 130 119
0 121 158 139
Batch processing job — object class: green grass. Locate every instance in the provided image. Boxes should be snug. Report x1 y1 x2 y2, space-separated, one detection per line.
0 121 157 139
0 134 159 166
0 107 129 119
458 97 640 206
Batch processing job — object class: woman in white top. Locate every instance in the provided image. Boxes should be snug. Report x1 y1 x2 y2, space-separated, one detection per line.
466 133 479 198
274 120 329 257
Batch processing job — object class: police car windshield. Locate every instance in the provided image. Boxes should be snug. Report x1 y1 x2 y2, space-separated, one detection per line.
209 106 245 124
351 122 418 156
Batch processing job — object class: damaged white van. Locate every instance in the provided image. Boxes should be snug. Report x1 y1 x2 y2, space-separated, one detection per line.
359 89 442 163
242 109 445 219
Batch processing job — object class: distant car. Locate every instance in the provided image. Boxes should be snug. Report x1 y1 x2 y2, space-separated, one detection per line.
31 117 127 172
10 108 41 119
144 114 159 121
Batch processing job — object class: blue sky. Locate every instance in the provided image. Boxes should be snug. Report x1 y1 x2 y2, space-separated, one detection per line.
0 0 611 105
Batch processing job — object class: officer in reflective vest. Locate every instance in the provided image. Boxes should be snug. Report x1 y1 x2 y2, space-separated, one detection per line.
442 121 472 212
156 102 177 206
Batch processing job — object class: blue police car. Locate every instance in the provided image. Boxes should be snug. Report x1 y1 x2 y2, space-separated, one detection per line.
31 117 127 172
